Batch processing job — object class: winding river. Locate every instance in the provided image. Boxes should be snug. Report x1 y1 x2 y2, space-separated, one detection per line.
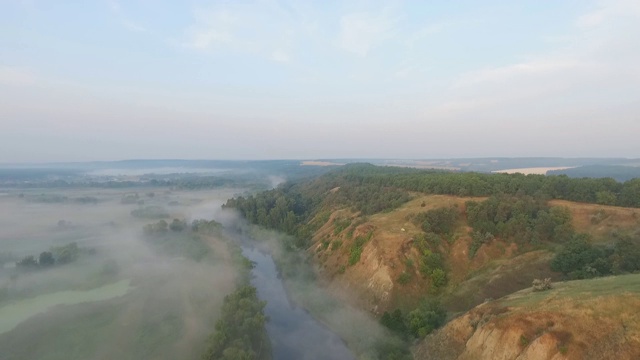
240 244 355 360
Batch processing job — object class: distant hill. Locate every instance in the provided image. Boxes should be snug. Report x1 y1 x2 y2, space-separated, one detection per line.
369 157 640 172
548 165 640 181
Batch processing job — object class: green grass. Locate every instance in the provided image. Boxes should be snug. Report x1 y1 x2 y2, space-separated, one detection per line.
502 273 640 308
348 231 373 266
333 218 352 235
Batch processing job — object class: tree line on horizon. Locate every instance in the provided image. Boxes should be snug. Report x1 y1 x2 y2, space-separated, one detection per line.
224 164 640 248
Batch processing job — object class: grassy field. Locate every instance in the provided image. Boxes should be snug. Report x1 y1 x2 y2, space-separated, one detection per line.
502 273 640 308
0 187 240 360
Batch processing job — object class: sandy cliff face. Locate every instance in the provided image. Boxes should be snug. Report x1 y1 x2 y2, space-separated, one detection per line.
413 275 640 360
309 195 559 313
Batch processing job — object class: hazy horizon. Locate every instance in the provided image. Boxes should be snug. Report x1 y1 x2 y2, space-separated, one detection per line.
2 156 640 167
2 0 639 162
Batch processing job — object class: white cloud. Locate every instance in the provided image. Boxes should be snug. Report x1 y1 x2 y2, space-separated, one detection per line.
0 66 36 86
431 0 640 121
337 11 398 56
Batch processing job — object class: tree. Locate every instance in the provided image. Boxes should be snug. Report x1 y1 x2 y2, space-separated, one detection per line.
16 255 38 270
169 218 186 232
52 242 80 264
550 234 611 279
38 251 55 267
430 268 447 288
380 309 408 336
406 300 446 338
612 237 640 273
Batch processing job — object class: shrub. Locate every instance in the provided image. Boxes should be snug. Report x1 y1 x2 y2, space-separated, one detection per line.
430 268 447 288
406 300 447 338
333 218 352 235
349 232 373 266
398 272 411 284
413 207 458 235
532 278 552 291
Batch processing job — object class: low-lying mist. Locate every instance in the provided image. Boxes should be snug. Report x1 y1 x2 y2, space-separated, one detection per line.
0 187 242 360
0 177 406 360
220 214 410 359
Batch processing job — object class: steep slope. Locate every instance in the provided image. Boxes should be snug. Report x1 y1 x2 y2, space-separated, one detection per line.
413 274 640 360
224 164 640 345
309 194 564 314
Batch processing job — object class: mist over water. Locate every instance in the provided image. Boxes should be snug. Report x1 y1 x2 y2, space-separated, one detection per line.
0 161 402 360
242 245 355 360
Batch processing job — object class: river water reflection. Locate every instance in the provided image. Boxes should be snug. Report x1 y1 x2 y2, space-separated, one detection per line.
241 245 355 360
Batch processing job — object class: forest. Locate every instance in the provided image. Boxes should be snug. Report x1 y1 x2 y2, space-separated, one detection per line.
224 163 640 343
224 163 640 249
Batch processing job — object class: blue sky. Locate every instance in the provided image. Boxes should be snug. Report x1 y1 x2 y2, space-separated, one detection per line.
1 0 639 162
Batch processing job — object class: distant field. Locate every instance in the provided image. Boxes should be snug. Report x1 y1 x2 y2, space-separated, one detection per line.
300 161 344 166
492 166 575 175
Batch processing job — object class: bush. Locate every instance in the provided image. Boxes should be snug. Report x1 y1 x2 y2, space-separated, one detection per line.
412 207 458 235
169 218 187 232
191 219 222 234
406 300 447 338
380 309 408 336
532 278 552 291
349 232 373 266
38 251 55 267
430 268 447 288
398 272 411 284
16 255 38 270
550 234 612 279
52 242 80 264
381 301 447 339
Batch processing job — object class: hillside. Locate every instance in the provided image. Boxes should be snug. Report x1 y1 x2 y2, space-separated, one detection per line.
413 274 640 360
224 163 640 356
306 193 640 313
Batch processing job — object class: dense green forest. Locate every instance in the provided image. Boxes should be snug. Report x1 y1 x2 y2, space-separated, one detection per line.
224 163 640 249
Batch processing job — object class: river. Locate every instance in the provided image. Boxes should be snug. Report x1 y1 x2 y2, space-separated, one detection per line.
240 244 355 360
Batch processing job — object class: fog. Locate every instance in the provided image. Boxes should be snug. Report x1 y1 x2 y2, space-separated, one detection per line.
86 167 229 177
0 164 403 360
0 186 240 360
221 216 406 359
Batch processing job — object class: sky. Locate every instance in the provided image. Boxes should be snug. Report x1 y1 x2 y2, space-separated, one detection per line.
1 0 639 162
